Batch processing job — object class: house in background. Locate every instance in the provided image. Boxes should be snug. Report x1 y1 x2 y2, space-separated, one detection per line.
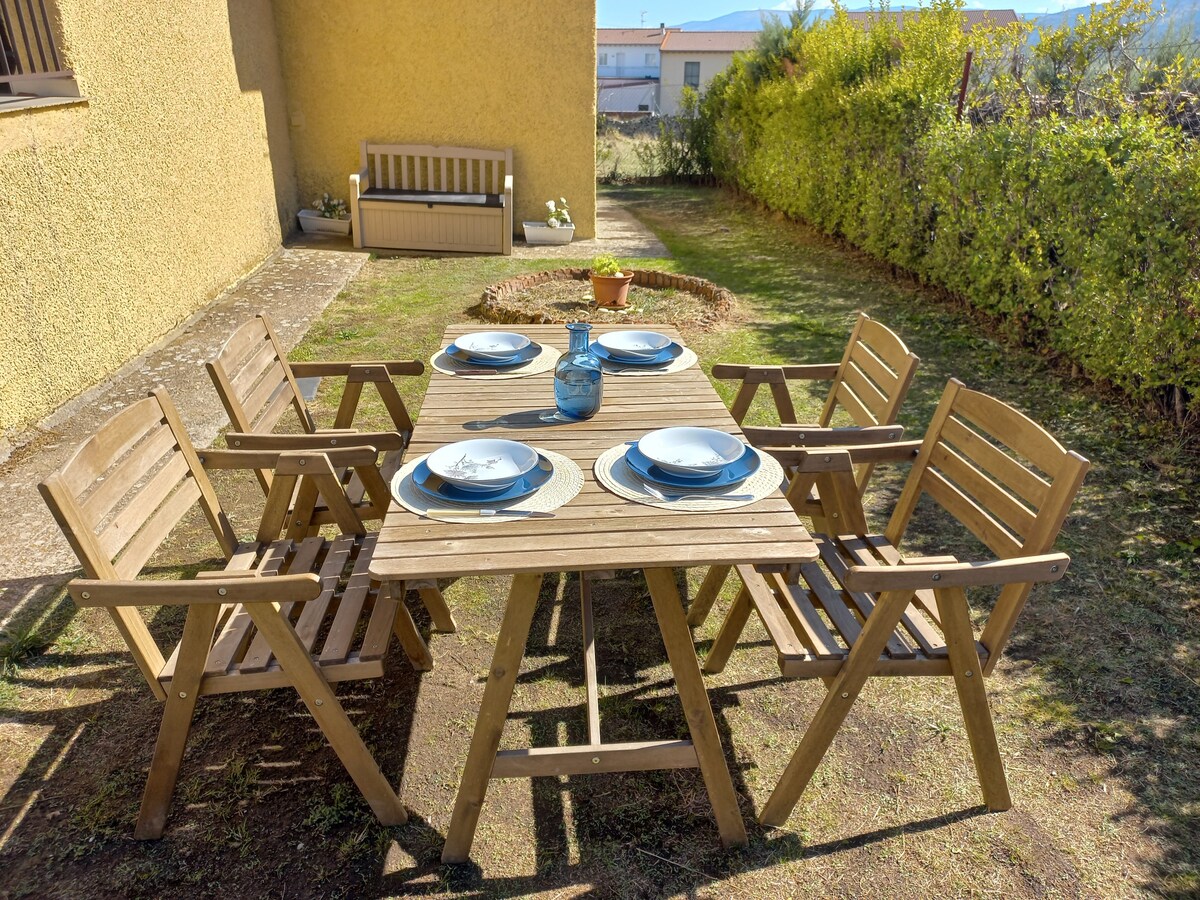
597 25 679 117
658 31 758 115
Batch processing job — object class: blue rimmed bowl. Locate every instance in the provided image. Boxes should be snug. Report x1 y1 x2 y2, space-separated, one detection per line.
426 439 539 492
637 427 745 479
595 330 673 361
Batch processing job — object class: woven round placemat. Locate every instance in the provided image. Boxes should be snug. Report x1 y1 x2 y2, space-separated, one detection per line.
431 342 561 380
593 442 785 511
391 448 583 523
599 346 698 377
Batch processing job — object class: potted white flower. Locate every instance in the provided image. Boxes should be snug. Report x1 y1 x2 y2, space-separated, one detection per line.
298 193 352 236
523 198 575 245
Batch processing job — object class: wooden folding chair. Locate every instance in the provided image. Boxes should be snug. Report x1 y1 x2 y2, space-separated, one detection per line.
703 380 1089 825
206 314 455 633
206 312 420 499
39 389 434 838
690 313 920 627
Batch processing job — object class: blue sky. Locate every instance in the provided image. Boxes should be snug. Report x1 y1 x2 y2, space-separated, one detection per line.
596 0 1098 27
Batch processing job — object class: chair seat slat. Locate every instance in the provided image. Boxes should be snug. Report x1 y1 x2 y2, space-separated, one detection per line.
320 535 377 664
818 537 915 659
238 536 326 673
203 541 292 676
291 535 356 652
764 572 843 659
836 535 946 657
798 559 862 646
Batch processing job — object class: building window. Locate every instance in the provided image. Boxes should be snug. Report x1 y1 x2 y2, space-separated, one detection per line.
645 52 654 66
598 52 608 66
1 0 79 106
683 61 700 88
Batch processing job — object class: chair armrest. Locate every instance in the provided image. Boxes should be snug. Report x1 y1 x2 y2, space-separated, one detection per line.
743 425 906 448
287 360 424 378
224 431 405 452
68 574 323 607
841 553 1070 592
350 168 369 196
759 440 922 470
197 447 379 470
711 363 840 382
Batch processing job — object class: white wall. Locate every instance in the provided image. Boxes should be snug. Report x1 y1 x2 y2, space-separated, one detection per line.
597 43 660 79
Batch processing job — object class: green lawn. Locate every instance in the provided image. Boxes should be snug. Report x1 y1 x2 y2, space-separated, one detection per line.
1 185 1195 898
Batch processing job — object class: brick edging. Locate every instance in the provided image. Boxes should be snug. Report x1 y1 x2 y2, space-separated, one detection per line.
475 268 735 325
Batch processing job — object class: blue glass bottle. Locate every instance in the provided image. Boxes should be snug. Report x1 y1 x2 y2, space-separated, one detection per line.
554 322 603 420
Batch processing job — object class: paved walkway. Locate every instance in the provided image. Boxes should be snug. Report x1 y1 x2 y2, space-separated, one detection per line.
0 196 666 629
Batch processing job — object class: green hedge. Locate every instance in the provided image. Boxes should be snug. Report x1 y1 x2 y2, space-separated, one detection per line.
706 2 1200 418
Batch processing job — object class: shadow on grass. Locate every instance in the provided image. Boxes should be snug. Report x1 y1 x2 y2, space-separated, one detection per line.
609 184 1200 895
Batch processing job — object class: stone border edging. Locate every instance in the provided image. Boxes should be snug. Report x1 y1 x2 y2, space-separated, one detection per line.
475 268 735 326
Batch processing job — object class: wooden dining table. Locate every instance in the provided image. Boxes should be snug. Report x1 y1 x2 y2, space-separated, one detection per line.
369 323 818 863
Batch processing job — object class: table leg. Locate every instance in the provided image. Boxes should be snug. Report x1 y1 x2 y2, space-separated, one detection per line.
644 567 748 848
442 571 544 863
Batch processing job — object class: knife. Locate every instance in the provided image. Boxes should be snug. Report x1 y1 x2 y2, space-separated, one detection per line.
431 509 555 518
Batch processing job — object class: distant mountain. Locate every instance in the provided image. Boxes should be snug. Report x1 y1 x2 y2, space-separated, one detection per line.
673 8 788 31
1026 0 1200 46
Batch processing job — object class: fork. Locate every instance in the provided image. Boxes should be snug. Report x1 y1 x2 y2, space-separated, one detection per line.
641 483 754 503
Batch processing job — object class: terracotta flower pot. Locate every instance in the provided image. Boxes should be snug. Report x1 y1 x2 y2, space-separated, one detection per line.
591 272 634 308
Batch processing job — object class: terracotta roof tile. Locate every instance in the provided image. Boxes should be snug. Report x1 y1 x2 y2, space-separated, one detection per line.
598 28 679 46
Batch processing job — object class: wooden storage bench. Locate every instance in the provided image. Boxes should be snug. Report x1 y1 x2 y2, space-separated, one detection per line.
349 142 513 255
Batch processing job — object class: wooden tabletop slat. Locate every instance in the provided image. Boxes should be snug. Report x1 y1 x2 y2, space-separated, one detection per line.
369 326 816 580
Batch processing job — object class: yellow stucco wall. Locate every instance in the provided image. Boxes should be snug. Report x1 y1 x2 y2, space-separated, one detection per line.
272 0 597 239
0 0 296 437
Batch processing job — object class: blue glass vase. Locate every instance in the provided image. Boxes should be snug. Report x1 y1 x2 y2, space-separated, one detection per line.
554 322 603 420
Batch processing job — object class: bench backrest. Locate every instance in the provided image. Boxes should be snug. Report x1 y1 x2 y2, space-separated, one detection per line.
361 142 512 194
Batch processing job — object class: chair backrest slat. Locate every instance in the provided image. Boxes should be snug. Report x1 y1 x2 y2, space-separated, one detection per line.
939 416 1051 508
97 451 192 559
820 314 918 430
77 411 177 526
58 400 166 498
926 442 1037 539
831 381 877 428
839 360 891 424
242 366 290 432
113 477 203 579
228 334 280 399
208 316 314 440
887 380 1088 561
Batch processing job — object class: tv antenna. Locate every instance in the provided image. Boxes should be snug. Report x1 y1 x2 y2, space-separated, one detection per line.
640 11 647 26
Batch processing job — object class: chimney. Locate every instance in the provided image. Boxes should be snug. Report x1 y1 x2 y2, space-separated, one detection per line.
660 23 666 35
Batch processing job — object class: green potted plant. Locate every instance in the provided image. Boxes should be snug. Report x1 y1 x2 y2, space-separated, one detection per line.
590 254 634 307
523 197 575 245
298 193 351 236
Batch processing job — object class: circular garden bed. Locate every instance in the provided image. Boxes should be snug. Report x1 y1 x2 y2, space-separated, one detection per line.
474 268 736 329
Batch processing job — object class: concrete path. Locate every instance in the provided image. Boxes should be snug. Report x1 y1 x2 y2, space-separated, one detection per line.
0 195 667 630
0 246 369 629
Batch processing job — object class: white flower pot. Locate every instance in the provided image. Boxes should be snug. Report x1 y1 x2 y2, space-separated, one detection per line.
298 209 351 235
523 222 575 245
